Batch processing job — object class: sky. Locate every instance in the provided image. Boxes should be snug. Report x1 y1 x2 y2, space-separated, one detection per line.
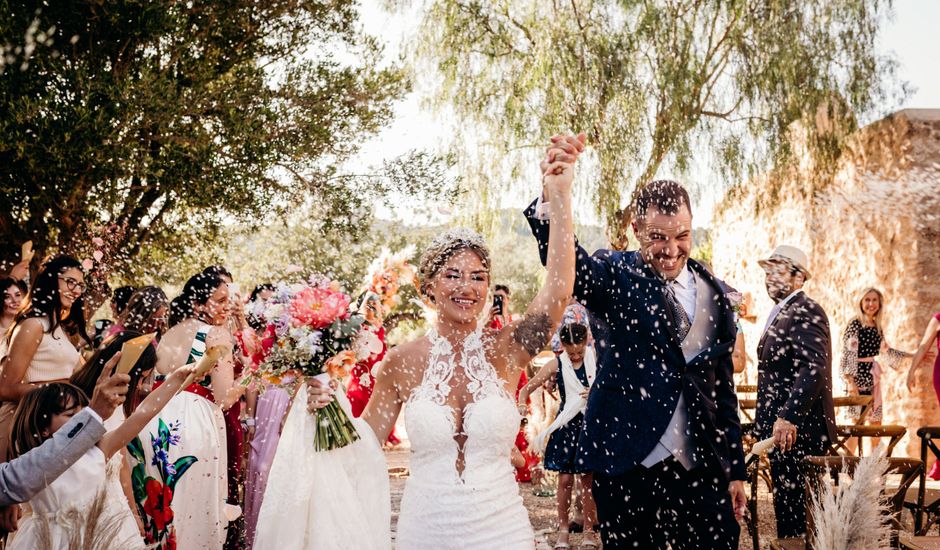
352 0 940 229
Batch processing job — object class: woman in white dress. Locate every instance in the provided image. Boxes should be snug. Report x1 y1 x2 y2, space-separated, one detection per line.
7 358 197 549
71 330 167 548
0 255 87 459
255 134 580 549
126 273 245 549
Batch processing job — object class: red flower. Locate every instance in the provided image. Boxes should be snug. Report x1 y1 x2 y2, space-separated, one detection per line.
142 478 174 532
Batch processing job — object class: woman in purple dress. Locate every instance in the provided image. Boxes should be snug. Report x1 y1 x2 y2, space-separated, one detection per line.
242 284 292 548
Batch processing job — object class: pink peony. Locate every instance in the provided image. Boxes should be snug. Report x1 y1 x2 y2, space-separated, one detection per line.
289 287 351 329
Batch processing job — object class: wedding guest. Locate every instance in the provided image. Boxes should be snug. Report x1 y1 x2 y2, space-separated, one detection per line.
128 273 244 549
91 319 115 349
0 258 89 533
345 294 399 444
906 311 940 476
0 279 27 357
2 258 31 286
839 288 907 430
202 265 249 550
245 283 275 331
7 362 196 549
699 262 747 375
550 300 592 355
732 320 747 374
527 136 745 549
346 294 386 418
105 286 169 341
519 322 599 549
723 288 747 375
487 284 516 329
0 365 130 509
110 286 136 320
491 284 539 482
244 283 292 548
756 245 836 539
0 256 88 460
71 332 162 547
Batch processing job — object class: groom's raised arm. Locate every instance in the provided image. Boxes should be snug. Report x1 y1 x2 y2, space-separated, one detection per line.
524 199 614 315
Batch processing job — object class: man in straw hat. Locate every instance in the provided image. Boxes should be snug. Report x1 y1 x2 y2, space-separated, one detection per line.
755 245 836 539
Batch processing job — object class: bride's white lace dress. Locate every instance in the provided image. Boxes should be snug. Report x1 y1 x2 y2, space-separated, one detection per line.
253 329 535 549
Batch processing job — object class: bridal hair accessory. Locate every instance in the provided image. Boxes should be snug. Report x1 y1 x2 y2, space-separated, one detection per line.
417 228 491 297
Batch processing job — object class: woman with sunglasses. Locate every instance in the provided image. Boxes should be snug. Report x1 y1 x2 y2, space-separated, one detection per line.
0 256 89 461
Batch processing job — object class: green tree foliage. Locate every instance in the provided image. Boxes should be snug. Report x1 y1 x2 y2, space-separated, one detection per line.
406 0 904 245
0 0 448 276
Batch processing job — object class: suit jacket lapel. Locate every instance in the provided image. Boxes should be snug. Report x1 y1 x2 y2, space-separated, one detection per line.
631 254 683 345
758 294 801 357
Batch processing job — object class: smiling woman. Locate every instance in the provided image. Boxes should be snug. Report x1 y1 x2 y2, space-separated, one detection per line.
0 255 87 461
254 134 578 550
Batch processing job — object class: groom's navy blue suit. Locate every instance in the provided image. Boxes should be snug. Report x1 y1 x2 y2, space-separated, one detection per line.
526 200 746 549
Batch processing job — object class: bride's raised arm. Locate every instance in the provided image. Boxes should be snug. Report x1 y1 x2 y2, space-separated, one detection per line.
498 134 580 366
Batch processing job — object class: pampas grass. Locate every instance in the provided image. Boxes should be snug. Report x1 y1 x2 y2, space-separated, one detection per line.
34 488 154 550
810 446 891 550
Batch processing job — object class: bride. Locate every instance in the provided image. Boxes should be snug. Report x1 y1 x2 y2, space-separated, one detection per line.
254 139 579 549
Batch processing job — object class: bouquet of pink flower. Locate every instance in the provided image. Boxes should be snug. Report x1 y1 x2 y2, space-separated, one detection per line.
247 277 382 450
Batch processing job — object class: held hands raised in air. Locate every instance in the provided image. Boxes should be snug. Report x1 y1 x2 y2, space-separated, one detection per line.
540 133 586 198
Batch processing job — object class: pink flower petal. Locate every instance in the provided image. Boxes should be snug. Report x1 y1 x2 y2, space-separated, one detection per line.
82 258 95 270
93 250 104 261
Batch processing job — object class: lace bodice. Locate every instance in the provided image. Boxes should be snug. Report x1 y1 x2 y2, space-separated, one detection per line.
254 328 535 550
399 329 534 548
404 329 519 485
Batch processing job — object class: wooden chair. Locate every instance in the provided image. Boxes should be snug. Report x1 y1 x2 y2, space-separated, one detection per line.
899 532 940 549
829 424 907 457
739 395 872 427
904 427 940 538
737 384 757 423
832 395 874 426
770 456 923 550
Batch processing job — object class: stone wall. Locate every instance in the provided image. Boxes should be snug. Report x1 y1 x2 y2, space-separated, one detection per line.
711 109 940 458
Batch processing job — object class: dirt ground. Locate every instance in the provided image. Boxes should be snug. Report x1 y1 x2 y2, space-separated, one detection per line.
385 447 780 549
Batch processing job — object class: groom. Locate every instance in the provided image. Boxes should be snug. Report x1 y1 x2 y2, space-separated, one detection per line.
525 135 746 549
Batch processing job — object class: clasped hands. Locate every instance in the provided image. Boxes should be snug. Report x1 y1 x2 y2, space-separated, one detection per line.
772 417 798 452
539 133 587 196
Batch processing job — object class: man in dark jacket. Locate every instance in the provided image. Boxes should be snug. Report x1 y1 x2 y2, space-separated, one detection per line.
527 135 746 549
756 245 837 538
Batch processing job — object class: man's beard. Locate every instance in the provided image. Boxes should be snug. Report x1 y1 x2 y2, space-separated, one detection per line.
766 281 792 302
